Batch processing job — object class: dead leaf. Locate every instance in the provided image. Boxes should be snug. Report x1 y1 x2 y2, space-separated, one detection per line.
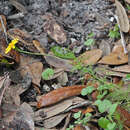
95 67 127 77
35 97 85 120
10 102 34 130
98 45 128 65
57 72 68 85
37 85 85 108
73 49 102 65
45 55 73 71
42 13 67 44
2 103 19 124
20 55 43 86
99 40 111 56
33 40 46 55
113 65 130 73
117 106 130 127
115 0 130 32
74 125 86 130
43 113 68 128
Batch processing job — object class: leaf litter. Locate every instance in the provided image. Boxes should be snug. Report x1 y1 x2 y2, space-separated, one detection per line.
0 0 130 129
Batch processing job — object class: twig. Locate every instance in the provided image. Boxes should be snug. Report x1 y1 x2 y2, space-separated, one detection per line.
114 15 128 54
0 73 11 106
0 16 8 43
7 12 24 19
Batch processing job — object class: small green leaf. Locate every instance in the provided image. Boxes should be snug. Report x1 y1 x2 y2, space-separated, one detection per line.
81 86 95 96
73 111 81 119
51 46 75 59
109 103 118 115
42 68 54 80
84 38 94 46
87 32 94 38
125 74 130 80
108 24 120 39
107 122 116 130
96 100 112 113
97 90 108 99
98 117 110 129
94 99 102 106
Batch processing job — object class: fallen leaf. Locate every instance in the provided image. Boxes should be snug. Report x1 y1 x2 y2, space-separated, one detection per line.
115 0 130 32
20 55 43 86
95 67 127 77
33 40 46 55
43 113 68 128
10 103 34 130
42 13 67 44
74 125 86 130
99 40 111 56
113 65 130 73
83 107 94 114
57 72 68 85
73 49 102 65
45 55 73 71
117 106 130 127
35 97 85 120
37 85 85 108
98 45 128 65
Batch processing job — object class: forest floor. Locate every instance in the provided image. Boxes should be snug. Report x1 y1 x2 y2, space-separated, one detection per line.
0 0 130 130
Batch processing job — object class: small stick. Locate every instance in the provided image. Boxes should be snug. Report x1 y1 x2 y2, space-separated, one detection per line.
0 16 8 43
114 15 128 54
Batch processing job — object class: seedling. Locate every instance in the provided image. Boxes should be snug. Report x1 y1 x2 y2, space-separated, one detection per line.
42 68 54 80
108 24 120 39
84 32 95 46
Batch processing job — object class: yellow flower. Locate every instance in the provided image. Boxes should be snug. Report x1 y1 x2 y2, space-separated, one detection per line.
5 38 19 54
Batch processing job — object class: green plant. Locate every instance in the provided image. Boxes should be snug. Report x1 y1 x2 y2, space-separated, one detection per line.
51 46 75 59
126 4 130 10
84 32 95 46
108 24 120 39
71 58 128 130
42 68 54 80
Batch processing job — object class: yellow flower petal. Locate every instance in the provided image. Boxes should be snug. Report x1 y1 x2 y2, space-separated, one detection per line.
5 38 19 54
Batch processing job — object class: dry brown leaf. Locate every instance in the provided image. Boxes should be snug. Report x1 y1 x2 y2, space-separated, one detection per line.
33 40 46 55
20 55 43 86
37 85 85 108
21 62 43 86
98 45 128 65
74 125 86 130
95 67 127 77
113 65 130 73
73 49 102 65
115 0 130 32
35 97 85 120
117 106 130 127
43 113 68 129
42 13 67 44
45 55 73 71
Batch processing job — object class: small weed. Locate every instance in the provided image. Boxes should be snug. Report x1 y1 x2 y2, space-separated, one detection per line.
126 4 130 10
42 68 54 80
108 24 120 39
84 32 95 46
